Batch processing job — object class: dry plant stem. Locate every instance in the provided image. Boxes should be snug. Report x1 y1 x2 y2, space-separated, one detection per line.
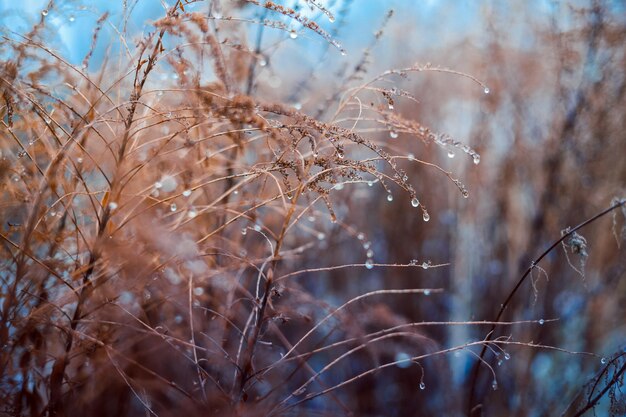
44 3 181 413
273 340 595 416
467 198 626 416
570 359 626 417
234 188 302 404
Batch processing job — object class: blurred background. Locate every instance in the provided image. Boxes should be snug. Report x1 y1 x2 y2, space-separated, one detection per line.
2 1 625 416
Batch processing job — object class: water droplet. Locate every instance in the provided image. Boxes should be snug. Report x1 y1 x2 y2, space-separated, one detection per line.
187 208 198 218
317 232 325 241
365 259 374 269
491 380 498 390
193 287 204 296
289 30 298 39
182 189 192 197
411 198 420 208
600 357 607 364
157 90 164 96
154 181 163 189
447 150 455 158
68 14 75 22
259 58 267 67
389 130 398 139
421 261 430 270
367 181 374 187
462 190 469 198
17 151 26 158
388 103 394 110
108 202 118 210
423 289 431 296
340 50 347 56
293 387 306 396
408 153 415 161
357 233 365 241
422 212 430 222
41 9 49 16
363 241 371 250
253 224 262 232
366 249 374 258
484 87 490 95
337 150 344 159
241 228 247 235
328 15 335 23
419 382 426 390
76 157 83 164
308 215 316 222
473 155 481 165
504 353 511 360
538 319 545 325
170 203 177 212
387 194 394 202
497 359 503 366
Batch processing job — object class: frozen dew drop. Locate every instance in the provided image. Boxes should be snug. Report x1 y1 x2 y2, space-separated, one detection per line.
366 249 374 258
365 259 374 270
423 289 431 296
182 189 192 197
367 181 374 187
357 232 365 241
187 207 198 218
411 198 420 208
68 14 75 22
422 212 430 222
447 150 455 158
504 352 511 360
473 154 481 165
538 318 545 325
289 30 298 39
363 241 371 250
408 153 415 161
388 103 394 110
484 87 490 95
491 380 498 391
169 203 177 212
389 130 398 139
253 224 262 232
154 181 163 189
241 228 247 235
421 261 430 270
42 9 49 16
462 190 469 199
387 194 394 202
600 357 607 365
108 202 118 210
419 382 426 390
337 150 345 159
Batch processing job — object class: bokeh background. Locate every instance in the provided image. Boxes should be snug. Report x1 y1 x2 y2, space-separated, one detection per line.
1 1 625 416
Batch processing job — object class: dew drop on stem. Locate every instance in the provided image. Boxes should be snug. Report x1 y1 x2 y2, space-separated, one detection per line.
484 87 490 94
600 357 607 364
387 194 394 202
447 150 455 158
365 259 374 269
411 198 420 208
419 382 426 390
289 30 298 39
491 380 498 390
